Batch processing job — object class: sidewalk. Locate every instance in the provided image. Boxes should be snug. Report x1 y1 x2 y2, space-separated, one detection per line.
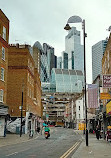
72 132 111 158
0 127 54 147
0 133 38 147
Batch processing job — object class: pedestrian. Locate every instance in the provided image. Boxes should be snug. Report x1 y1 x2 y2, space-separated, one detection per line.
37 126 40 134
96 125 100 140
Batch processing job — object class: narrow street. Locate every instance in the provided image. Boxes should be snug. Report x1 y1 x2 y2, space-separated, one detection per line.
0 128 82 158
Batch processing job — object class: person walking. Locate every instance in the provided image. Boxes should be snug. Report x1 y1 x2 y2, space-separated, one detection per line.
96 125 100 140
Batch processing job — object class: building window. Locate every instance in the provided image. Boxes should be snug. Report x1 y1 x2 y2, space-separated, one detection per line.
79 114 80 119
2 47 5 60
28 73 29 82
79 106 80 110
0 89 3 102
3 26 6 41
28 87 29 96
72 51 74 69
30 89 31 98
1 68 4 81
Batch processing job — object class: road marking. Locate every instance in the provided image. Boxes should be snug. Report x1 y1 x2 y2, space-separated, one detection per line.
6 152 18 157
6 147 31 157
60 141 81 158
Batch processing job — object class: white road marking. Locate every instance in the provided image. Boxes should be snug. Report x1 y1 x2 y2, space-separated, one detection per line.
6 136 39 157
6 152 18 157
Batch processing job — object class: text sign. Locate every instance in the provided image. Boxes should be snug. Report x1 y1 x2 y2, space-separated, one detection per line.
103 75 111 88
100 93 111 100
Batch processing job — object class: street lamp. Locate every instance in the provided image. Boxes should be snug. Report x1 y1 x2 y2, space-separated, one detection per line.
64 15 88 146
20 80 24 137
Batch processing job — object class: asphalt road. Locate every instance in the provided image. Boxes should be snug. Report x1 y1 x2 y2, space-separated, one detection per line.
0 128 82 158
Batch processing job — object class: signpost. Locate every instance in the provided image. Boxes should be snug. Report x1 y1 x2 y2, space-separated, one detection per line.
103 75 111 88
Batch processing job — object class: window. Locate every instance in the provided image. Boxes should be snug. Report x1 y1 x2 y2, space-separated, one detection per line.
79 106 80 110
3 26 6 41
2 47 5 60
79 114 80 119
0 89 3 102
1 68 4 81
28 73 29 82
28 87 29 96
30 89 31 98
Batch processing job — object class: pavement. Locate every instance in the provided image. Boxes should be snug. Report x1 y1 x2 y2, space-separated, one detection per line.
0 127 54 148
71 131 111 158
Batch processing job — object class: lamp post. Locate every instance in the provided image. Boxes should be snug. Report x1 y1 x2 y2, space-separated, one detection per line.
20 80 24 137
64 16 88 146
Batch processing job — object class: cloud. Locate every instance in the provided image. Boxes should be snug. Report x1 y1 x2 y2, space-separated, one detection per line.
1 0 111 83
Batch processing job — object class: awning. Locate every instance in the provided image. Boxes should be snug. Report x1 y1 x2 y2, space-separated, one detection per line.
106 101 111 115
0 102 9 116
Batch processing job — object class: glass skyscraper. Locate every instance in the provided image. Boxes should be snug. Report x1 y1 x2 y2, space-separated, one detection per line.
57 57 62 69
61 51 68 69
65 27 84 73
92 40 107 82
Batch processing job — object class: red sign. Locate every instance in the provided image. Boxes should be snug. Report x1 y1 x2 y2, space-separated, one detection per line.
103 75 111 88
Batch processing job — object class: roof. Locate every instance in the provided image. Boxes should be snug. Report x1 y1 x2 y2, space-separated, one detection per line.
53 68 83 76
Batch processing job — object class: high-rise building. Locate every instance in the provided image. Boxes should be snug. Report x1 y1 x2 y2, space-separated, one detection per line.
57 57 62 69
61 51 68 69
33 41 50 83
43 43 57 77
65 27 84 72
92 40 107 82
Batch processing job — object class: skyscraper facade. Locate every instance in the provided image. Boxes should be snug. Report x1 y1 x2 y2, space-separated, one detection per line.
33 41 50 83
43 43 57 79
65 27 84 72
92 40 107 82
61 51 68 69
57 57 62 69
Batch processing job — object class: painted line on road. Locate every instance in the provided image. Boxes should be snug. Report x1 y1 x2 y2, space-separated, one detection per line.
6 147 31 157
6 152 18 157
60 141 81 158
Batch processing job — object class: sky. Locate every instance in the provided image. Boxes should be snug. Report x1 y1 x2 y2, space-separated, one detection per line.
1 0 111 84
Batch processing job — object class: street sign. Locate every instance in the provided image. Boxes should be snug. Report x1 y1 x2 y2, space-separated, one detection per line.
102 74 111 88
100 93 111 100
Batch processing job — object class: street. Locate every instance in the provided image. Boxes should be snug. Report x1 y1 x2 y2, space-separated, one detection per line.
0 128 81 158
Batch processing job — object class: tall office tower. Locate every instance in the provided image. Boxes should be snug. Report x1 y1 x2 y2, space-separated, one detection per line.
92 40 107 82
61 51 68 69
57 57 62 69
65 27 84 73
33 41 50 82
43 43 57 78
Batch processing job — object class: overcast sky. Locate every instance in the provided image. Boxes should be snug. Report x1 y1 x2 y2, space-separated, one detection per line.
1 0 111 83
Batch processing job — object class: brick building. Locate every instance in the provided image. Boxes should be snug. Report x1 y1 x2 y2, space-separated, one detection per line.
0 9 9 136
7 44 42 133
0 9 9 103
